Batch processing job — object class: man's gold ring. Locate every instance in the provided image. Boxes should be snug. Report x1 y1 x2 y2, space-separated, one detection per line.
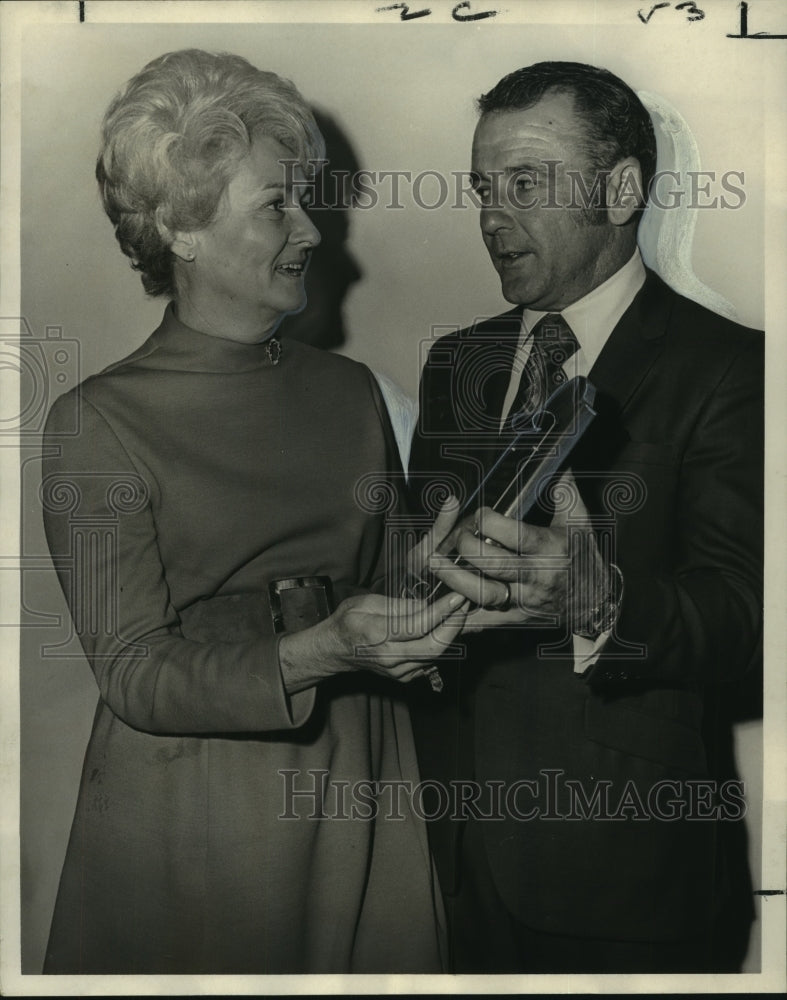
497 581 512 612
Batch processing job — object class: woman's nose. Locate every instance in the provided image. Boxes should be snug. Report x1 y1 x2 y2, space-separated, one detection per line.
290 206 322 248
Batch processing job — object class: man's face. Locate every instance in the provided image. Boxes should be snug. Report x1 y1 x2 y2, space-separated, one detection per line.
471 91 620 311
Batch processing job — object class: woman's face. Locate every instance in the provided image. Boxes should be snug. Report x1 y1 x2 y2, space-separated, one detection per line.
179 134 321 342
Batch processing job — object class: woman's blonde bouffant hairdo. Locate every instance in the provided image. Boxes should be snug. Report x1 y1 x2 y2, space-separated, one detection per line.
96 49 326 297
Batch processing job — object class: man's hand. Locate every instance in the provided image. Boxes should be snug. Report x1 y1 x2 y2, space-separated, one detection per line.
429 471 609 633
430 508 570 630
401 493 464 599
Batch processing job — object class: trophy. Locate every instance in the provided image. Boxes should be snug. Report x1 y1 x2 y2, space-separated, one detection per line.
411 375 598 692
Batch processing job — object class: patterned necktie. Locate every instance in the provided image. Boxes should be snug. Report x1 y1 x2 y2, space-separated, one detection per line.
502 313 580 434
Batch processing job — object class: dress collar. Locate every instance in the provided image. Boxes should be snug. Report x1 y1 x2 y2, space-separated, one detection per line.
144 302 284 374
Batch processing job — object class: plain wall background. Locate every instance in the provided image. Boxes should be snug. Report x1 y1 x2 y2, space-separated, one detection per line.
19 17 766 975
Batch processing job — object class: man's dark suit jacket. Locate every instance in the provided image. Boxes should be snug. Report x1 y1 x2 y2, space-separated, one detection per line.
408 268 763 944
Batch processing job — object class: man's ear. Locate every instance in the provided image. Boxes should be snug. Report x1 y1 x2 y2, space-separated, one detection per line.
606 157 645 226
155 206 197 262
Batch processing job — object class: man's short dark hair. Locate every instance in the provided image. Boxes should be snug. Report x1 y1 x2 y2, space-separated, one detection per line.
478 61 657 204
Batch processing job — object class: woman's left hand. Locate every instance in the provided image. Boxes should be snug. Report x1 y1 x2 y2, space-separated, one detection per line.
278 589 470 692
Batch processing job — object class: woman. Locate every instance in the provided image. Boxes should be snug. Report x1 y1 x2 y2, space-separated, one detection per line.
41 49 463 975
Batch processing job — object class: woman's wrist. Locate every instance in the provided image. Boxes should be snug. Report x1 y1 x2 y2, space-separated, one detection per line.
278 618 346 694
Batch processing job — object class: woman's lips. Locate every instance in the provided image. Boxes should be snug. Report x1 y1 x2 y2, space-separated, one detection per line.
275 260 307 277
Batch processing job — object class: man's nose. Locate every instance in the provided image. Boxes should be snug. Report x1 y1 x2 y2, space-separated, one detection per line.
480 202 513 236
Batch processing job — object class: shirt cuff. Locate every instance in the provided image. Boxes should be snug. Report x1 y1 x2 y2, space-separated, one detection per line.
572 630 611 675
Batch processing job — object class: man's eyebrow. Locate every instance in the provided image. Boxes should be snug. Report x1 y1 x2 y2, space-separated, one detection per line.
503 162 543 176
470 163 543 187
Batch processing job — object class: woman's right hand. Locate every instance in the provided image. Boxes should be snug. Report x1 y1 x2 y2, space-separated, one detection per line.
278 591 469 693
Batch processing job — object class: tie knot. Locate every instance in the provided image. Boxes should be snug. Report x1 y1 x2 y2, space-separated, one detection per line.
532 313 579 367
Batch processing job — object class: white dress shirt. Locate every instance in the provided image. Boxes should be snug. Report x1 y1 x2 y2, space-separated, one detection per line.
498 250 647 670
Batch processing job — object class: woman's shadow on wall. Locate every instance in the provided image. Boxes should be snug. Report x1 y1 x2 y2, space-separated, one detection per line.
279 109 362 351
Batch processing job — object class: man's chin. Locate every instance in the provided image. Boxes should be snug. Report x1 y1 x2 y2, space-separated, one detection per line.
500 279 538 307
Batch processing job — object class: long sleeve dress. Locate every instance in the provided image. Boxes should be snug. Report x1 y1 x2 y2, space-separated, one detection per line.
41 304 444 975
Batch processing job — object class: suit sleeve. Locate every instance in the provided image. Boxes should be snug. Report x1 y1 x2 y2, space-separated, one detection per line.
365 368 414 597
42 391 316 735
591 333 763 686
407 346 462 517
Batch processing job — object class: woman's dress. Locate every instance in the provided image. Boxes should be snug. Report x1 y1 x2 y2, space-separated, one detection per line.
41 305 443 974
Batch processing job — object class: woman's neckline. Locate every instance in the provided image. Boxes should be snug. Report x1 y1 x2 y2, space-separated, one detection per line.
146 302 287 374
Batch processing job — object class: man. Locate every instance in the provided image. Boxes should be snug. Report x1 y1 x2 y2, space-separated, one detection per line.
408 62 763 973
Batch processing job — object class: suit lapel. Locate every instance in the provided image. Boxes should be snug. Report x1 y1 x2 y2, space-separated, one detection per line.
464 305 524 429
572 269 675 481
587 268 673 412
435 307 522 508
